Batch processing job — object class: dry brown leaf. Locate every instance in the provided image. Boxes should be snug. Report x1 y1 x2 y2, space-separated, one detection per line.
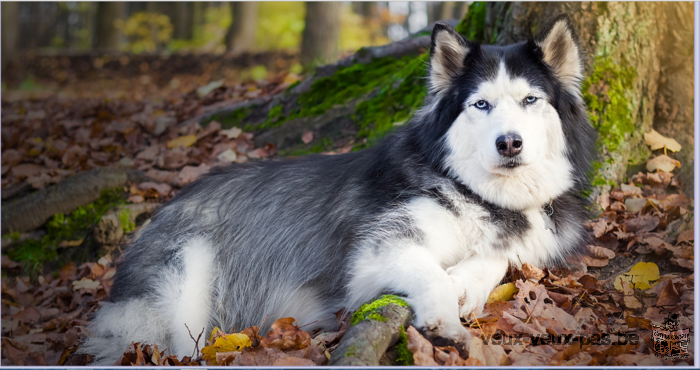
646 155 681 172
406 326 438 366
677 228 694 244
586 245 615 259
302 131 314 144
260 317 310 351
655 280 680 306
521 263 545 282
624 215 659 233
644 129 682 152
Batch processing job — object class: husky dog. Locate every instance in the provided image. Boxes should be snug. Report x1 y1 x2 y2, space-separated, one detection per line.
82 14 595 363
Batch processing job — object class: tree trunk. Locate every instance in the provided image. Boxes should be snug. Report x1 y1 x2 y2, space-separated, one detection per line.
438 2 455 21
95 2 126 49
173 2 193 40
652 2 695 198
1 2 20 70
226 2 258 54
300 2 342 67
192 1 209 40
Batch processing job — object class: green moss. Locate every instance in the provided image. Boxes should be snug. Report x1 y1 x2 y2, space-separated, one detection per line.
351 294 409 326
344 343 357 358
353 54 428 145
205 106 253 129
455 2 488 41
6 188 126 277
582 56 636 154
394 325 414 366
281 137 334 157
582 56 642 188
266 104 283 125
119 209 136 233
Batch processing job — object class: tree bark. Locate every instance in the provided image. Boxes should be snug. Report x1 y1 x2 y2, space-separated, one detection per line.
329 300 413 366
173 2 193 40
1 2 20 70
437 2 455 21
95 2 126 49
226 2 258 54
192 2 209 39
1 168 151 235
300 2 342 67
652 2 694 198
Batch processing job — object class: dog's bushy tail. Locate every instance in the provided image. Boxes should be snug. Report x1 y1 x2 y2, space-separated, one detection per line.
78 299 169 365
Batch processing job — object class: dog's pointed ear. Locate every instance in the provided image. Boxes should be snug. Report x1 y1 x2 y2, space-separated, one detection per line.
429 23 469 95
535 14 583 94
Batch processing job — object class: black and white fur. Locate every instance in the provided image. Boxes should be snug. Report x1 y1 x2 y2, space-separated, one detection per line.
81 14 595 363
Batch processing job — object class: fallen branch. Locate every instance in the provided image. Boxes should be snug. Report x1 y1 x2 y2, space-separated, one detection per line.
329 296 413 366
1 168 151 234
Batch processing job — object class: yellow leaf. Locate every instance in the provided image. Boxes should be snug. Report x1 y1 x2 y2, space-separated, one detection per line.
209 326 222 343
644 129 682 152
613 274 633 291
646 155 681 173
614 262 659 290
486 282 519 304
628 261 659 281
201 333 252 364
166 135 197 149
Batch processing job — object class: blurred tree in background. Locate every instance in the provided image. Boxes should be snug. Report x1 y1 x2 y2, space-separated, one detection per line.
1 1 456 60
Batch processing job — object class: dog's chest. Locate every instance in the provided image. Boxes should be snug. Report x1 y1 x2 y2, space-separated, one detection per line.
406 196 560 268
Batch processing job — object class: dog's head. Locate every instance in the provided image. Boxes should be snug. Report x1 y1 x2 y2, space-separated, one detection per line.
424 15 594 211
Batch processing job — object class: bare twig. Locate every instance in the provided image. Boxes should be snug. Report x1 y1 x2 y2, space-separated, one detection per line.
185 323 205 359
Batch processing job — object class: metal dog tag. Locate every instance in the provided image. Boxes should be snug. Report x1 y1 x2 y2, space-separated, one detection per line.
542 211 556 234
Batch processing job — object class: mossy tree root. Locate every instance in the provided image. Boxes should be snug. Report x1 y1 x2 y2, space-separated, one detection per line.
1 168 150 234
330 295 414 366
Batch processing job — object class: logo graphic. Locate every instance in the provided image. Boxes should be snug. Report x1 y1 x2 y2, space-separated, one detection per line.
651 313 690 359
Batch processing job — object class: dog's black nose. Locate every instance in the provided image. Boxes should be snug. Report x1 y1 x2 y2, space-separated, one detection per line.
496 133 523 157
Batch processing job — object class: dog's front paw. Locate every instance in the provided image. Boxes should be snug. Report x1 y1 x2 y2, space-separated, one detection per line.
456 286 489 320
417 318 471 357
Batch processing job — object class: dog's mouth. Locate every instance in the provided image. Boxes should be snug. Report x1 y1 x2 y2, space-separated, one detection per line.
498 158 523 169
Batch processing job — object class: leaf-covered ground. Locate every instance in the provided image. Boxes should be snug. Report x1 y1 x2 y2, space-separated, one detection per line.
1 55 694 366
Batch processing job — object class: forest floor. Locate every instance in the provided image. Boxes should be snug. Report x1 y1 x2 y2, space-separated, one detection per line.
1 54 695 366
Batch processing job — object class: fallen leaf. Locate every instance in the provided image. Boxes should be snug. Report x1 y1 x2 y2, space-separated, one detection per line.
302 131 313 144
644 129 682 152
624 198 647 213
217 149 237 163
202 333 252 365
166 135 197 149
178 164 210 186
486 282 519 304
677 228 693 244
272 357 316 366
646 155 681 173
586 245 615 259
406 326 438 366
197 80 224 97
61 146 87 167
261 317 310 351
521 263 545 282
10 163 45 179
71 278 100 291
138 181 172 197
220 127 242 139
655 280 680 306
624 215 659 233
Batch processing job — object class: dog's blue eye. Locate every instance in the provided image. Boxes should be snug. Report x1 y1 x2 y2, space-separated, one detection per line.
524 96 538 104
474 100 489 110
